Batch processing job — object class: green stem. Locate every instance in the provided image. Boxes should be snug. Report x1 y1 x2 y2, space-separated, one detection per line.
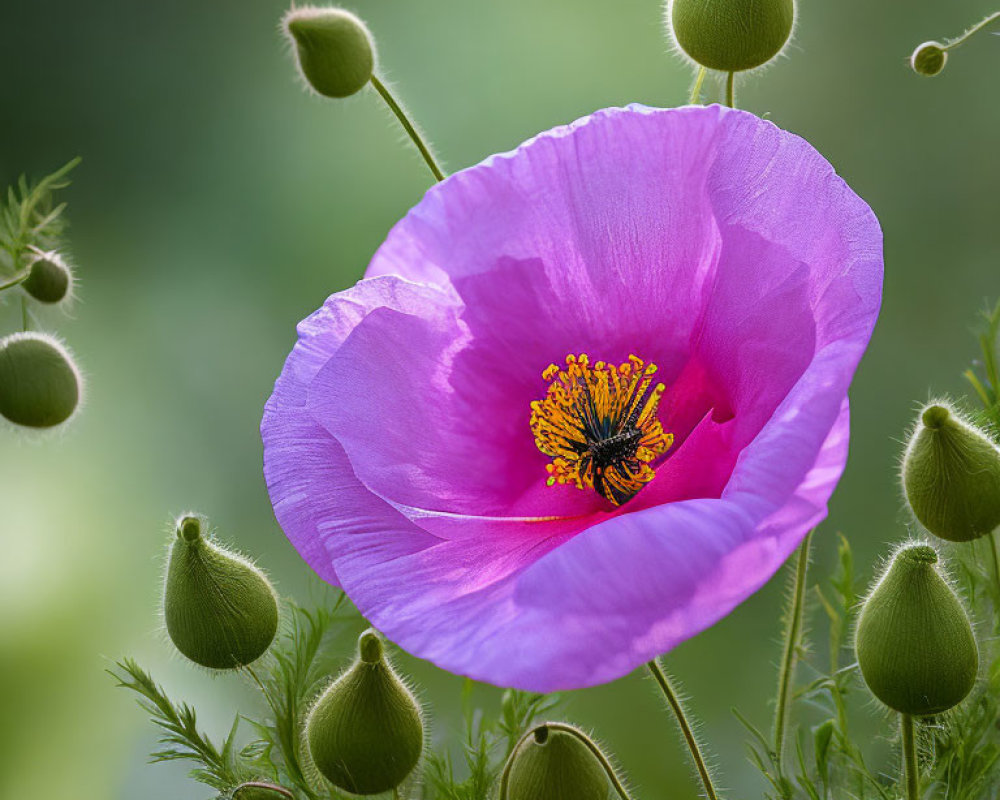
901 713 919 800
773 531 812 771
989 531 1000 603
725 72 735 108
942 11 1000 51
646 659 720 800
0 270 28 292
689 66 707 105
237 782 294 799
21 296 30 331
370 74 446 183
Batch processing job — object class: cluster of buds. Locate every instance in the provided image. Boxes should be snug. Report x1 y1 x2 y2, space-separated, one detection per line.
0 162 84 432
853 401 1000 757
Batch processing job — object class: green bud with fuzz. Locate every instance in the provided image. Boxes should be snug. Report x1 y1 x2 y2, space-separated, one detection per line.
164 515 279 669
668 0 795 72
503 724 609 800
23 252 72 304
306 629 423 795
0 332 81 428
911 42 947 76
856 544 977 716
284 7 375 98
902 403 1000 542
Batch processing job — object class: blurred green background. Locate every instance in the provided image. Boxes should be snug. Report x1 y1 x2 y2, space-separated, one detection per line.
1 0 998 797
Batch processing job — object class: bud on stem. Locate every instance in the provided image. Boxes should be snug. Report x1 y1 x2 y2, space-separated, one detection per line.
306 629 424 795
163 515 279 669
856 543 978 716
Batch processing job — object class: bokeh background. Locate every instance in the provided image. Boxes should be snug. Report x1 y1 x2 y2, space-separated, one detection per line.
1 0 998 797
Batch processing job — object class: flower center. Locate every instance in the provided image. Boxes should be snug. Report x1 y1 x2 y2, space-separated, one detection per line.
530 354 674 507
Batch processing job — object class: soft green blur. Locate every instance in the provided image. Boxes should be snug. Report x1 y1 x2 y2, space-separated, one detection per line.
1 0 998 797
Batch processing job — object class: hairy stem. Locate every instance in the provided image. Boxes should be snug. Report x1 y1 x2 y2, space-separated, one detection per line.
646 659 720 800
689 67 707 105
901 713 919 800
773 531 812 771
370 74 446 183
943 10 1000 51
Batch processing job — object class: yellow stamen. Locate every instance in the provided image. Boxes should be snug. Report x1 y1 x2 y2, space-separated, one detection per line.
530 353 674 506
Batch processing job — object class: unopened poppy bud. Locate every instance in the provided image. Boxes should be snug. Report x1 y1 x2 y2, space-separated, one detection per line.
667 0 795 72
910 41 947 76
0 332 81 428
23 252 72 304
306 628 423 795
284 7 375 98
504 724 609 800
163 515 279 669
902 403 1000 542
856 543 978 716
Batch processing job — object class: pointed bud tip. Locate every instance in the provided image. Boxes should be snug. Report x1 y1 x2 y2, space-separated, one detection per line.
911 41 947 77
283 6 375 99
176 514 202 543
358 628 383 663
921 403 950 429
532 724 550 744
896 543 938 566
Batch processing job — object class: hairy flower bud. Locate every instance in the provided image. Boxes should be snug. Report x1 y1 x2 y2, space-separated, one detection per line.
910 42 947 76
668 0 795 72
23 252 72 304
504 724 609 800
163 515 279 669
902 403 1000 542
306 629 423 795
0 332 81 428
284 7 375 98
856 543 977 716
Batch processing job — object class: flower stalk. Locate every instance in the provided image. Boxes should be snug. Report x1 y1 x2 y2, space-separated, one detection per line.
901 713 919 800
646 659 720 800
773 531 811 771
370 74 446 183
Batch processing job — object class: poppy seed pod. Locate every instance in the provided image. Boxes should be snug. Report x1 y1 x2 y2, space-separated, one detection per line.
504 724 609 800
284 7 375 98
22 252 72 304
911 42 947 76
163 515 279 669
856 544 978 716
306 629 423 795
902 403 1000 542
0 332 81 428
668 0 795 72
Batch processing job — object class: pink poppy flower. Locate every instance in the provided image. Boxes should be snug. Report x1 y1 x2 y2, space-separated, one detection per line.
262 104 882 691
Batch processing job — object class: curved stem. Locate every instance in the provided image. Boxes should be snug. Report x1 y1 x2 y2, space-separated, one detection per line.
901 713 919 800
370 74 446 183
646 659 720 800
689 66 707 105
0 270 28 292
236 782 294 799
773 531 812 771
725 72 735 108
498 723 634 800
943 11 1000 51
988 531 1000 603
